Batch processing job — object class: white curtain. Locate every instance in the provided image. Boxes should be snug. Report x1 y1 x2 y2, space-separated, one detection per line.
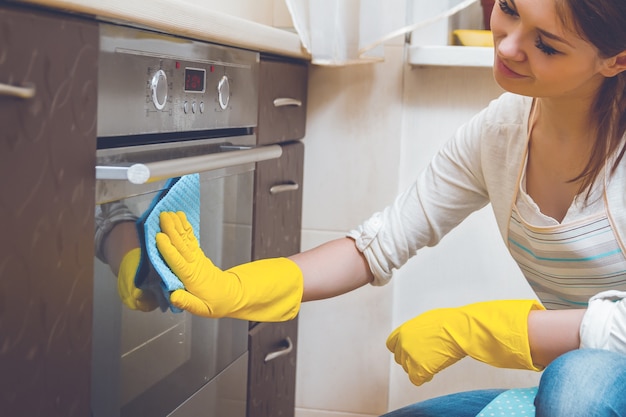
285 0 478 66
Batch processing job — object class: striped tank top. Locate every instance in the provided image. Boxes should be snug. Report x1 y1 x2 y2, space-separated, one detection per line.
508 165 626 310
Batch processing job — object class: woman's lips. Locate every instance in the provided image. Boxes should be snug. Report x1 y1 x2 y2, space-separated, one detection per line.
495 56 526 78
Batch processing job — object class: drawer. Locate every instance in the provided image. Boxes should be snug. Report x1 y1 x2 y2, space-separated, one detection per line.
247 319 298 417
257 59 308 145
252 141 304 258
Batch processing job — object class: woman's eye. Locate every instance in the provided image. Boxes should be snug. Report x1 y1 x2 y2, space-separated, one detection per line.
535 37 559 56
498 0 518 16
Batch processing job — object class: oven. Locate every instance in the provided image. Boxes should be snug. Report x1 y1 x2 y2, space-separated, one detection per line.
91 24 279 417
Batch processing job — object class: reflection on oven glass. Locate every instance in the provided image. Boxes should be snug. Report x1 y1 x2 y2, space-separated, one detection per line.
92 171 252 417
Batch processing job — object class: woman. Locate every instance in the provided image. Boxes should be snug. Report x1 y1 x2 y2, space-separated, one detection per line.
133 0 626 414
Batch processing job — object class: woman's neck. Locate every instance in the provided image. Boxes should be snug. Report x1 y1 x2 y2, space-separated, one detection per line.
525 96 597 222
533 96 596 145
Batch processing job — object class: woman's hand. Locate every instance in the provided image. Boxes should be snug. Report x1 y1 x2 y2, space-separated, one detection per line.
156 211 303 321
387 299 545 386
117 248 159 312
102 220 159 312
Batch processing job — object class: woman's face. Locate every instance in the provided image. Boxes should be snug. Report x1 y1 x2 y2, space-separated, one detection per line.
490 0 611 100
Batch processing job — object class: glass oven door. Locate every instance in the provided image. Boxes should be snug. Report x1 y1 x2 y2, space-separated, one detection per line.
91 140 281 417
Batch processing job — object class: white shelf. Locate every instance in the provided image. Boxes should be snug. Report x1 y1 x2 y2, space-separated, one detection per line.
408 45 494 68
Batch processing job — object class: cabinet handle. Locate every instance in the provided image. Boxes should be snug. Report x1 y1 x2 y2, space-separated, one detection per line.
269 182 299 195
0 82 36 99
264 336 293 363
273 97 302 108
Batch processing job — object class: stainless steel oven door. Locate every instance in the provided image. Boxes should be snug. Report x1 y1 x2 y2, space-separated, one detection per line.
92 139 281 417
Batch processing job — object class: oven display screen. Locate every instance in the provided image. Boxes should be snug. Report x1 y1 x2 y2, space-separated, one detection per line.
184 68 206 92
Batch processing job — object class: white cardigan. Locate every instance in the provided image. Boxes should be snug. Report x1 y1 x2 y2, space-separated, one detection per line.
349 92 626 286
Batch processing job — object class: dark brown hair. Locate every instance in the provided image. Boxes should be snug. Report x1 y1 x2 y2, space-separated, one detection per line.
557 0 626 193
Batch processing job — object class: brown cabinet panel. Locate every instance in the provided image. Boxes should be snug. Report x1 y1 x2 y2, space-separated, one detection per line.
0 5 98 417
257 59 308 145
252 141 304 259
249 141 304 417
247 319 299 417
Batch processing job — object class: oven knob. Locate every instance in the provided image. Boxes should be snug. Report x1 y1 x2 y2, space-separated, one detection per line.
217 75 230 110
150 69 168 110
199 101 204 113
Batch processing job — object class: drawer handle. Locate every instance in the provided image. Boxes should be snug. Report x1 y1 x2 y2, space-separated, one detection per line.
264 336 294 363
269 182 299 195
0 82 36 99
273 97 302 108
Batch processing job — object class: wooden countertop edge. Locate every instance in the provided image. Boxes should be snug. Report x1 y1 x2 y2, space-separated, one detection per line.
17 0 311 60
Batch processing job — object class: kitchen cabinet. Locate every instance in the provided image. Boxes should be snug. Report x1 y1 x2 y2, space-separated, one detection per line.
249 140 305 417
252 140 305 260
248 53 308 417
0 4 98 417
257 57 308 145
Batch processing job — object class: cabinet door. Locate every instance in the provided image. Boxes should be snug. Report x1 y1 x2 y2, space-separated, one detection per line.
0 6 98 417
252 141 304 259
248 141 304 417
247 319 298 417
257 58 308 145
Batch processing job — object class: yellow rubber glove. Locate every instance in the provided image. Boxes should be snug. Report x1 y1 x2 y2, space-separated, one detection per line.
155 211 303 322
386 299 545 386
117 248 159 312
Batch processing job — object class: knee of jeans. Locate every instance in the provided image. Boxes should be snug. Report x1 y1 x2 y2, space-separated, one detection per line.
535 349 626 417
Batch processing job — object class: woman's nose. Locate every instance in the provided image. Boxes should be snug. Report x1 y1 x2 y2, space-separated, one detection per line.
496 30 526 61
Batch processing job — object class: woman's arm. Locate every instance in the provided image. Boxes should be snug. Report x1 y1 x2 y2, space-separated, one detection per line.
289 237 374 302
386 300 590 386
101 220 140 275
101 221 160 311
527 308 585 367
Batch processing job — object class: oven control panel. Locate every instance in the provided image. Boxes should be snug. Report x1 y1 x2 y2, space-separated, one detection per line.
97 23 259 138
146 63 232 115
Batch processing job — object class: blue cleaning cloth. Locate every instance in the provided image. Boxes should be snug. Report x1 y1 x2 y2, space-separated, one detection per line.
135 173 201 312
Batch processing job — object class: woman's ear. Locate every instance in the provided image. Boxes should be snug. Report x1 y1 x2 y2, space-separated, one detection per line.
601 51 626 77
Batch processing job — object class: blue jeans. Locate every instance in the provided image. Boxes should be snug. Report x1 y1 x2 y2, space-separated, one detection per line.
535 349 626 416
380 389 505 417
381 349 626 417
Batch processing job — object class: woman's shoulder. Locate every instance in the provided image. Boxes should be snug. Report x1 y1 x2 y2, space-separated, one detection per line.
482 92 533 125
462 92 530 161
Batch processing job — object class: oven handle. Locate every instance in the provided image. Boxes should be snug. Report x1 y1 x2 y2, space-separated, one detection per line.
96 144 282 184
